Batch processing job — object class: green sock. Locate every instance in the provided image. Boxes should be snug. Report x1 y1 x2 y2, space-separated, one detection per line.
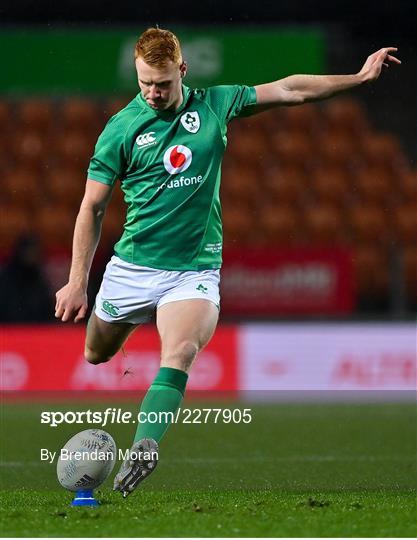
134 367 188 443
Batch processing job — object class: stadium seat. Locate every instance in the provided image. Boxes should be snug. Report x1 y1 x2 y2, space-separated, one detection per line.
109 184 127 213
4 169 44 209
100 205 126 249
54 130 96 169
0 205 32 252
270 133 314 169
400 170 417 203
60 98 101 133
392 203 417 246
34 205 76 251
324 98 369 136
304 204 346 245
257 203 301 245
348 204 390 245
240 110 276 132
12 130 49 170
317 132 360 169
310 166 350 207
353 166 394 205
282 103 320 135
221 165 259 205
361 133 408 173
44 168 86 209
17 99 54 133
0 101 11 130
222 204 255 245
0 135 13 174
263 165 306 206
228 130 268 165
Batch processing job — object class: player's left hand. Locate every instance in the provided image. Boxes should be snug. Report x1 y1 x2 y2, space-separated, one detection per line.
358 47 401 82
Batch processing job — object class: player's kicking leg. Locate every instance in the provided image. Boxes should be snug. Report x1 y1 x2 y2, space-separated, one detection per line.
84 312 138 365
114 298 219 497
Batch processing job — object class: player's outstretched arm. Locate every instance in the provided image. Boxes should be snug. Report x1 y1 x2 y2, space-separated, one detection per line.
55 180 113 323
254 47 401 110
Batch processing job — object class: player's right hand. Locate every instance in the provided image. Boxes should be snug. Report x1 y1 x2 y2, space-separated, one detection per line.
55 283 88 323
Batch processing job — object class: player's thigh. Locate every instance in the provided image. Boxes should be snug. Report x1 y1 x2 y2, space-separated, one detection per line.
85 312 139 364
156 299 219 372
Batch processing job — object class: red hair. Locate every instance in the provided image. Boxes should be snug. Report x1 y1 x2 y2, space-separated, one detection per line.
135 28 182 67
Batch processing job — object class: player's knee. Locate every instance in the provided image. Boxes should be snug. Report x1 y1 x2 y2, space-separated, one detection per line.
164 340 199 372
84 345 111 365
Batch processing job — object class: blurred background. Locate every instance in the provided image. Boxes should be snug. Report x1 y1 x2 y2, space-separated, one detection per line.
0 0 416 395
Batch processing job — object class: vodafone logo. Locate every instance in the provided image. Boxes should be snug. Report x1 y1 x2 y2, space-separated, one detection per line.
163 145 192 174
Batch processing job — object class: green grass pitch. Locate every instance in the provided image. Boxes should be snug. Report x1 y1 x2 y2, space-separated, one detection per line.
0 398 416 537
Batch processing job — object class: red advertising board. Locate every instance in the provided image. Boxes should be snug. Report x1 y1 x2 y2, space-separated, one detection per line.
239 324 416 391
221 248 354 315
0 325 238 392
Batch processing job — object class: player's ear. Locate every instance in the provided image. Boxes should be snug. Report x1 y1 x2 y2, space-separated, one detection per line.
179 61 187 78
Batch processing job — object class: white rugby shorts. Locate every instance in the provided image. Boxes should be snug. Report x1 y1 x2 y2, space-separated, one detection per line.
94 255 220 324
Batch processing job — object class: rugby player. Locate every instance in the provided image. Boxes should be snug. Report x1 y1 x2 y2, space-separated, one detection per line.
55 28 400 497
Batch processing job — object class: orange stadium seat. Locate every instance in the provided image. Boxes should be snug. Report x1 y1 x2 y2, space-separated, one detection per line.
310 166 350 207
100 205 126 249
240 110 274 132
227 130 268 165
400 170 417 203
324 98 369 136
304 204 346 245
262 165 306 206
17 99 54 133
317 132 360 169
392 203 417 246
54 130 96 169
353 167 394 205
360 133 408 173
257 204 301 246
4 169 44 209
60 98 101 133
12 130 49 170
282 103 320 135
348 204 390 245
221 165 259 206
34 205 76 251
270 133 314 169
0 101 11 130
0 205 32 253
222 204 255 246
0 136 13 175
351 244 389 299
108 184 127 213
44 168 86 209
252 107 288 134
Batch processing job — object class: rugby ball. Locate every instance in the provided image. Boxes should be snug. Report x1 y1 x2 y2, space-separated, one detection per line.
57 429 117 491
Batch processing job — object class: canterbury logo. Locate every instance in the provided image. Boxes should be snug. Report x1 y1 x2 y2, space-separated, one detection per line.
136 132 156 148
102 300 119 317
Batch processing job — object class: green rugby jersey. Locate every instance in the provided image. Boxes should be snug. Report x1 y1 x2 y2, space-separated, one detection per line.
88 84 257 270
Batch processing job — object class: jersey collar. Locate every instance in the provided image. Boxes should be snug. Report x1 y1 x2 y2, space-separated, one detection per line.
137 85 191 118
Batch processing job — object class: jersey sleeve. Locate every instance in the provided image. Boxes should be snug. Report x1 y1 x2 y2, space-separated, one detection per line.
87 116 127 185
205 85 257 125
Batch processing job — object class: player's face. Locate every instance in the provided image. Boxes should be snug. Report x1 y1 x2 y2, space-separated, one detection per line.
136 58 186 111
